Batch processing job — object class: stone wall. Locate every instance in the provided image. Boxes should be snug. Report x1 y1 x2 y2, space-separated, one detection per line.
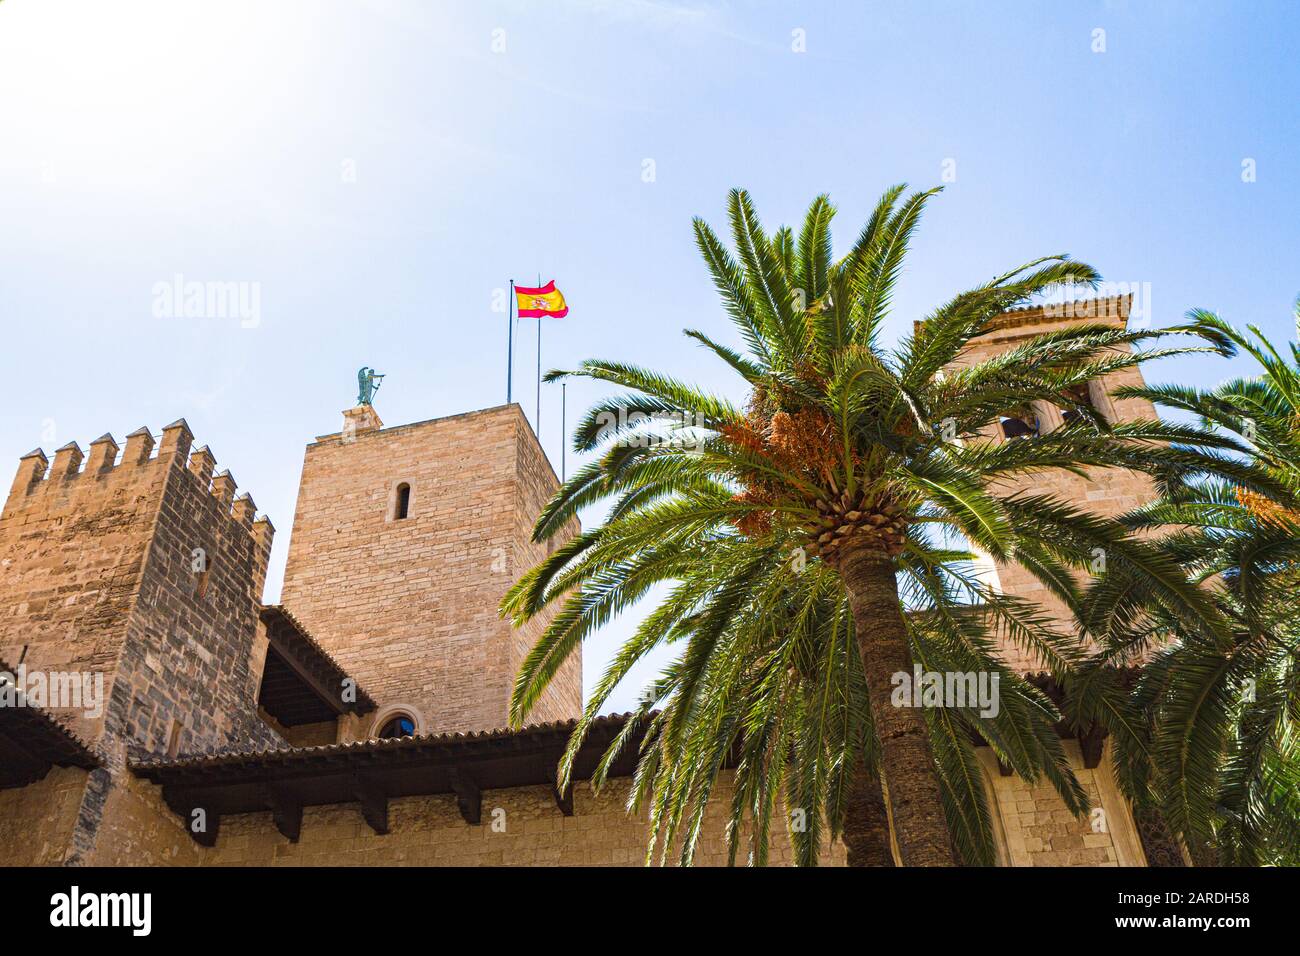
77 761 208 867
7 749 1145 868
200 771 845 867
0 432 168 744
948 297 1160 671
0 420 277 753
0 766 88 865
0 420 282 864
948 299 1157 861
508 412 582 725
113 425 280 756
978 742 1146 867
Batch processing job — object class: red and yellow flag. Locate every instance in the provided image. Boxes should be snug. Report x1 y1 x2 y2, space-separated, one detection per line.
515 280 569 318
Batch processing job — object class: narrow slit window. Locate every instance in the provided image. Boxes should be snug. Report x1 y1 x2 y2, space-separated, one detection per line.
394 483 411 520
166 720 184 757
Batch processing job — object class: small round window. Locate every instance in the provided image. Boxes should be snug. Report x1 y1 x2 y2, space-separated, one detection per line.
378 713 417 738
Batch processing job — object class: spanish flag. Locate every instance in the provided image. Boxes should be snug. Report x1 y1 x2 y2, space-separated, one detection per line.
515 280 569 318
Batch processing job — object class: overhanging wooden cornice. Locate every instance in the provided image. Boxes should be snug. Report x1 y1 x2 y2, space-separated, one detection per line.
130 713 648 844
258 605 377 724
0 660 101 789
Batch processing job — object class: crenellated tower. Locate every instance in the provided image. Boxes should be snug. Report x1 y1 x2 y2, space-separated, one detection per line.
0 419 279 755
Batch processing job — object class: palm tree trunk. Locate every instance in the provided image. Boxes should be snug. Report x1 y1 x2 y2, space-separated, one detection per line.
842 760 895 866
838 545 957 866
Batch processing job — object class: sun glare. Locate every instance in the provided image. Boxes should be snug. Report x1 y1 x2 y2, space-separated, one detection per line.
0 0 306 188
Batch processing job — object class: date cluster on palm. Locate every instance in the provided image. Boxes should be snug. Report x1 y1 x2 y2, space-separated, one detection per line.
802 494 908 563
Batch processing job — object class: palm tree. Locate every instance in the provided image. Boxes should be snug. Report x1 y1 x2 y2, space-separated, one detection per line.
502 186 1237 865
1073 307 1300 865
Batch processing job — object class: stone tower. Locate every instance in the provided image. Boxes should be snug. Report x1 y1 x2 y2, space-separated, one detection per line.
280 402 581 738
931 295 1168 866
0 419 281 862
949 295 1161 672
0 419 277 751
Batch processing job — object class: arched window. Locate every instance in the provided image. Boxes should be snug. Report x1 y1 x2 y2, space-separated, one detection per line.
394 483 411 520
377 713 417 738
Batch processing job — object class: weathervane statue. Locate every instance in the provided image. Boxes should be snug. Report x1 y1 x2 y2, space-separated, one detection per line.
356 367 385 406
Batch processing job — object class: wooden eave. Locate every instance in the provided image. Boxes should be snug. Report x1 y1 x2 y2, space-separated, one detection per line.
258 605 377 725
130 713 647 844
0 662 101 790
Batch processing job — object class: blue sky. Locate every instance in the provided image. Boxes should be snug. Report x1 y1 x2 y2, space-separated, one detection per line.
1 0 1296 713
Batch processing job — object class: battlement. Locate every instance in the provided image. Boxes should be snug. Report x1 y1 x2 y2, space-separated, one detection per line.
6 419 274 552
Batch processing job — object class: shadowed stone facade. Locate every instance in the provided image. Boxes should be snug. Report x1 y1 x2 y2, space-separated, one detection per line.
0 418 280 864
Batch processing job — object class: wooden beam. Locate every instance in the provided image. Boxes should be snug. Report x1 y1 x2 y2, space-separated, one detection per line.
448 767 481 825
262 642 347 718
166 791 220 847
0 738 51 789
193 813 219 847
1078 723 1106 769
352 776 388 835
266 787 302 843
0 702 99 772
997 758 1014 777
133 712 656 837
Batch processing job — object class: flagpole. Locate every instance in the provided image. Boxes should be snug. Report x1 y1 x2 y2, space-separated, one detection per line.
507 280 514 404
535 273 542 439
536 316 542 437
561 383 566 483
